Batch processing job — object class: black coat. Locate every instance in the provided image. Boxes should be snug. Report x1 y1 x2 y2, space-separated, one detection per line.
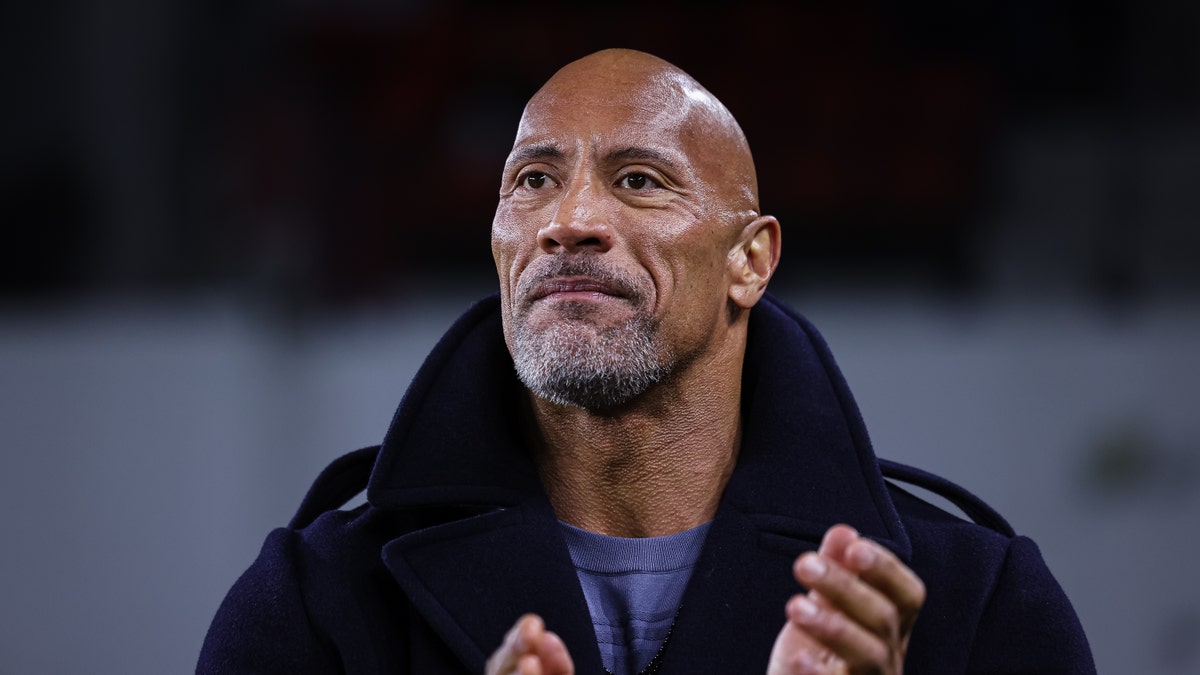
198 294 1095 673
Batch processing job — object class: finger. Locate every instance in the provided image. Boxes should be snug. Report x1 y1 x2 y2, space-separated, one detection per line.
536 630 575 675
816 524 859 564
807 525 857 616
487 614 544 675
786 593 889 670
518 614 546 650
486 623 520 675
843 538 926 633
517 654 542 675
794 553 898 641
768 615 848 675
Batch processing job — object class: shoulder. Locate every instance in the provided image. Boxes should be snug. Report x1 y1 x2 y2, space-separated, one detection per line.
285 445 419 565
878 458 1027 590
878 458 1013 536
271 445 404 581
878 459 1096 673
198 452 416 674
877 458 1019 578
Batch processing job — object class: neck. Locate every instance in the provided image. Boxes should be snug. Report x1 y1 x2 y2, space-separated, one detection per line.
528 339 745 538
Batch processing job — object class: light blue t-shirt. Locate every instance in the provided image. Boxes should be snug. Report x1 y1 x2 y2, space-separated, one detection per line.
560 521 711 675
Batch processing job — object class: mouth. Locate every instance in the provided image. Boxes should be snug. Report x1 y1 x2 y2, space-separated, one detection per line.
527 276 629 303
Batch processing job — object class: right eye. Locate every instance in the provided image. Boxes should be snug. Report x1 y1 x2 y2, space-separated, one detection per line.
519 171 557 189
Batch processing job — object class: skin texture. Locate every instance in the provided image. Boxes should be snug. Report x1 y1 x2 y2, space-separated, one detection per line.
492 48 777 539
486 49 923 675
768 525 925 675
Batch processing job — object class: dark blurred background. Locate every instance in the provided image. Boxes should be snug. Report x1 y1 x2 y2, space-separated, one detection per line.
6 0 1199 305
2 1 1198 673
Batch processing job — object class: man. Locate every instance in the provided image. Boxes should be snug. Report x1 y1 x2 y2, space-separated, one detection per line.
199 49 1094 674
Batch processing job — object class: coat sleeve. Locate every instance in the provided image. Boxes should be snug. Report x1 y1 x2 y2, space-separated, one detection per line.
966 535 1096 674
197 528 342 674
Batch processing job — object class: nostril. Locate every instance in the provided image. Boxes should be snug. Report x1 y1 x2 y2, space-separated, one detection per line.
538 221 611 252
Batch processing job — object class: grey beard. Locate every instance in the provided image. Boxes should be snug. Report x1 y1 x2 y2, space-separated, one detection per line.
510 310 672 411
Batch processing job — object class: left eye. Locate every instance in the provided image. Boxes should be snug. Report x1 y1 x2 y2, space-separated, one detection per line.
520 171 555 189
618 173 656 190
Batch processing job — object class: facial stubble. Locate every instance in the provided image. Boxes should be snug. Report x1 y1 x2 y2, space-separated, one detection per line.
509 263 674 411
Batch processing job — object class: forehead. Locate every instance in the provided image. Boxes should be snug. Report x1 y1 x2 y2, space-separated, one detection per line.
510 72 713 163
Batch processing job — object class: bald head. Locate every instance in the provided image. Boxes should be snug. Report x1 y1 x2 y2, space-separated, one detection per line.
516 49 761 217
491 49 782 411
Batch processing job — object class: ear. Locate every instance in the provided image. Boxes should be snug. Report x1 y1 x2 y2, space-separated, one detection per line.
727 215 781 310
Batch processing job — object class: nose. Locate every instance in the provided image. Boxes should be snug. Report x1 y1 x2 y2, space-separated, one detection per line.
537 179 613 254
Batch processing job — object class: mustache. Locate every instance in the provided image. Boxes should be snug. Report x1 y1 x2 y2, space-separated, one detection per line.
517 256 645 305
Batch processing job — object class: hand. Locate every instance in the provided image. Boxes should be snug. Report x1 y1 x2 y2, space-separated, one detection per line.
486 614 575 675
767 524 925 674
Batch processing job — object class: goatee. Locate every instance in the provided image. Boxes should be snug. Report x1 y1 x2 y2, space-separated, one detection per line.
509 258 673 411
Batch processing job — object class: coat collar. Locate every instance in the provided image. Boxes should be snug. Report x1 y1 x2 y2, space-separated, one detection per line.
368 293 910 671
367 294 542 508
368 293 906 555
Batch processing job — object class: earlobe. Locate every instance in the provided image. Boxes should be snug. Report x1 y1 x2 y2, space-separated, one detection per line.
728 215 781 310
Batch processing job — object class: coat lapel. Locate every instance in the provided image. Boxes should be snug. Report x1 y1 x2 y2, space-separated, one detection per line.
381 495 605 674
664 507 818 673
367 293 912 672
729 295 912 560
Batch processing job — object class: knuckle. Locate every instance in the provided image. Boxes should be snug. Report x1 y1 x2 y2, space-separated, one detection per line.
817 611 848 642
782 651 819 675
870 603 900 638
864 642 892 671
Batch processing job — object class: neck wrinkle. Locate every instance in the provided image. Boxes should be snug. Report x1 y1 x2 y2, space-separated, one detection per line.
528 337 745 538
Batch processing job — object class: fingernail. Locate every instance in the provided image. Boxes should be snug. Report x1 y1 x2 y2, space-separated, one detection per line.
799 554 827 579
794 596 819 619
851 543 876 568
822 524 857 546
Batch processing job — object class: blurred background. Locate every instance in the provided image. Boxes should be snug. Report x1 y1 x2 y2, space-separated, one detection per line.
2 0 1198 672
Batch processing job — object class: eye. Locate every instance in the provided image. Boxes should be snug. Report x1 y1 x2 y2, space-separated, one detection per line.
519 171 557 189
617 173 658 190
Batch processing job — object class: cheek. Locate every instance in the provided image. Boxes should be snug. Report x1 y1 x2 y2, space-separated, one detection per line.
490 228 511 271
492 200 547 250
652 230 732 322
657 224 727 277
489 210 519 348
491 207 525 276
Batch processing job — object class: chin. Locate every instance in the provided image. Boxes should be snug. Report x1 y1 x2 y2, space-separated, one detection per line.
526 299 638 332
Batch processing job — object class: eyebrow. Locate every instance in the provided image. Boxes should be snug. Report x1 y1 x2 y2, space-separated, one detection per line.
506 143 565 168
606 146 682 170
504 143 687 176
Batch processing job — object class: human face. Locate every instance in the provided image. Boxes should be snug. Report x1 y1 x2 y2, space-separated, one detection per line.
492 63 745 410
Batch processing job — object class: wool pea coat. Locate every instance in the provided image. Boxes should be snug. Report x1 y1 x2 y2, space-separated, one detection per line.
198 294 1095 674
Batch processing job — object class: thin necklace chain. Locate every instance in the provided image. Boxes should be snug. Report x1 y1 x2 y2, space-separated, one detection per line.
602 605 680 675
